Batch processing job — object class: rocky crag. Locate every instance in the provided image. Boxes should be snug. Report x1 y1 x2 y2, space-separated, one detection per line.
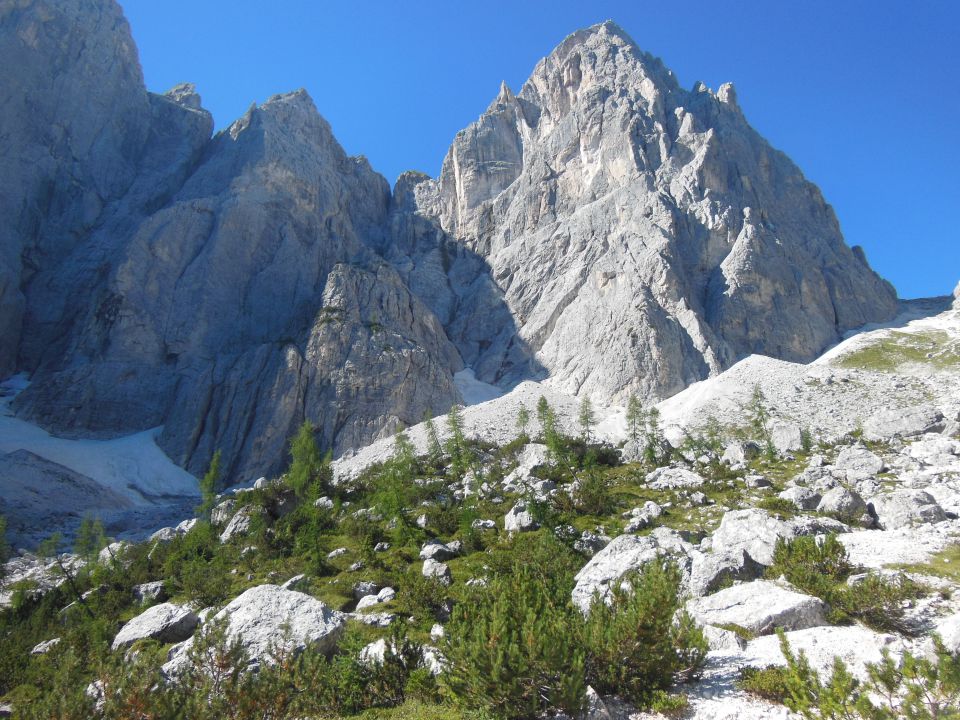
1 0 896 485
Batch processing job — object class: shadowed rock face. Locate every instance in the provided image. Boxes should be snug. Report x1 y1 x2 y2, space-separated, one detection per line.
1 6 897 482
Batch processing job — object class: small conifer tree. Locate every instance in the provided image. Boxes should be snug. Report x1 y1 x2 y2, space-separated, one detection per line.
197 449 222 520
642 407 664 465
423 410 445 470
288 420 324 498
536 395 550 428
626 393 643 446
73 516 107 561
578 396 595 441
446 404 470 479
516 405 530 440
0 515 9 578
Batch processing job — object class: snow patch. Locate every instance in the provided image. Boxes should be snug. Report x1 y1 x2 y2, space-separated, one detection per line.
454 369 504 405
0 374 197 503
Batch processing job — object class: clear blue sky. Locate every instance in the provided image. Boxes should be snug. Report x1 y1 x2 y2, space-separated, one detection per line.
121 0 958 300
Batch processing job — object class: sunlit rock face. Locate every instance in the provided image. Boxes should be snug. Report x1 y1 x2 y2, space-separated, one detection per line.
416 21 897 401
0 5 896 482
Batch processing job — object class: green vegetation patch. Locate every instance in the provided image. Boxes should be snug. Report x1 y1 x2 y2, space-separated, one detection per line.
835 329 960 372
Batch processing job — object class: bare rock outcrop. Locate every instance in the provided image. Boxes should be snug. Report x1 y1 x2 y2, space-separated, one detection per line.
397 21 897 401
1 6 898 487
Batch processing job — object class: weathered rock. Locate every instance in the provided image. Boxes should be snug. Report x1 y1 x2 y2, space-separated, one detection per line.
932 613 960 654
839 519 960 568
210 499 237 526
133 581 168 604
688 549 763 597
779 486 822 511
504 502 538 533
112 602 199 650
710 509 794 566
163 585 345 675
788 515 851 536
645 467 706 490
219 505 268 543
744 626 904 682
869 490 947 530
722 441 760 466
422 558 452 584
0 451 132 549
30 638 61 655
686 580 827 635
7 1 462 485
623 501 662 532
419 22 896 408
864 405 945 441
2 9 896 500
98 541 131 565
834 446 884 478
419 539 460 562
702 625 747 652
770 421 803 454
572 528 694 612
355 587 396 612
816 487 872 527
573 531 611 556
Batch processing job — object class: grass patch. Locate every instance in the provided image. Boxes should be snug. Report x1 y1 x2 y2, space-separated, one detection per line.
835 330 960 372
895 542 960 583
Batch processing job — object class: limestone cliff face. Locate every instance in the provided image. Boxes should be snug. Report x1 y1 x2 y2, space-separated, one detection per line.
4 0 461 480
1 6 898 481
407 21 898 401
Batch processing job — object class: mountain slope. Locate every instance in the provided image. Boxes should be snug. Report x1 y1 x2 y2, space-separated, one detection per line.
395 21 898 400
0 5 897 483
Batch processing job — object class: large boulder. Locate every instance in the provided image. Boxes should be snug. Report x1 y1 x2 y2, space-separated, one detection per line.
504 502 538 533
816 487 872 527
779 486 822 511
163 585 345 675
112 603 199 651
219 505 268 543
686 580 828 635
737 625 904 680
419 539 460 562
645 467 706 490
834 446 884 478
688 550 763 597
838 519 960 569
571 528 694 612
864 405 944 442
869 490 947 530
709 509 794 566
770 422 804 454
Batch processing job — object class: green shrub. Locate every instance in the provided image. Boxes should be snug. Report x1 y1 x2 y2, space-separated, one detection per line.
737 665 791 702
583 562 707 705
775 630 960 719
398 571 449 622
829 572 925 634
768 534 852 599
442 566 586 719
573 470 613 516
768 535 924 633
757 497 797 516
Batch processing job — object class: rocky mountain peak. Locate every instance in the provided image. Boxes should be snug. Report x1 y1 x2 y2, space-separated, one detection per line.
164 82 204 110
0 3 899 483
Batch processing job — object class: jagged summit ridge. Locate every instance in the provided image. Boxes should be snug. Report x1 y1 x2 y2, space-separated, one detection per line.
398 15 898 402
1 0 897 483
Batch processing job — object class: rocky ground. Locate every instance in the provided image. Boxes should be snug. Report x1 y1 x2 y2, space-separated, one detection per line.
1 302 958 718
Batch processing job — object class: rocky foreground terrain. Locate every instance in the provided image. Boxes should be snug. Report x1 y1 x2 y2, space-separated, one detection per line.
1 290 958 718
